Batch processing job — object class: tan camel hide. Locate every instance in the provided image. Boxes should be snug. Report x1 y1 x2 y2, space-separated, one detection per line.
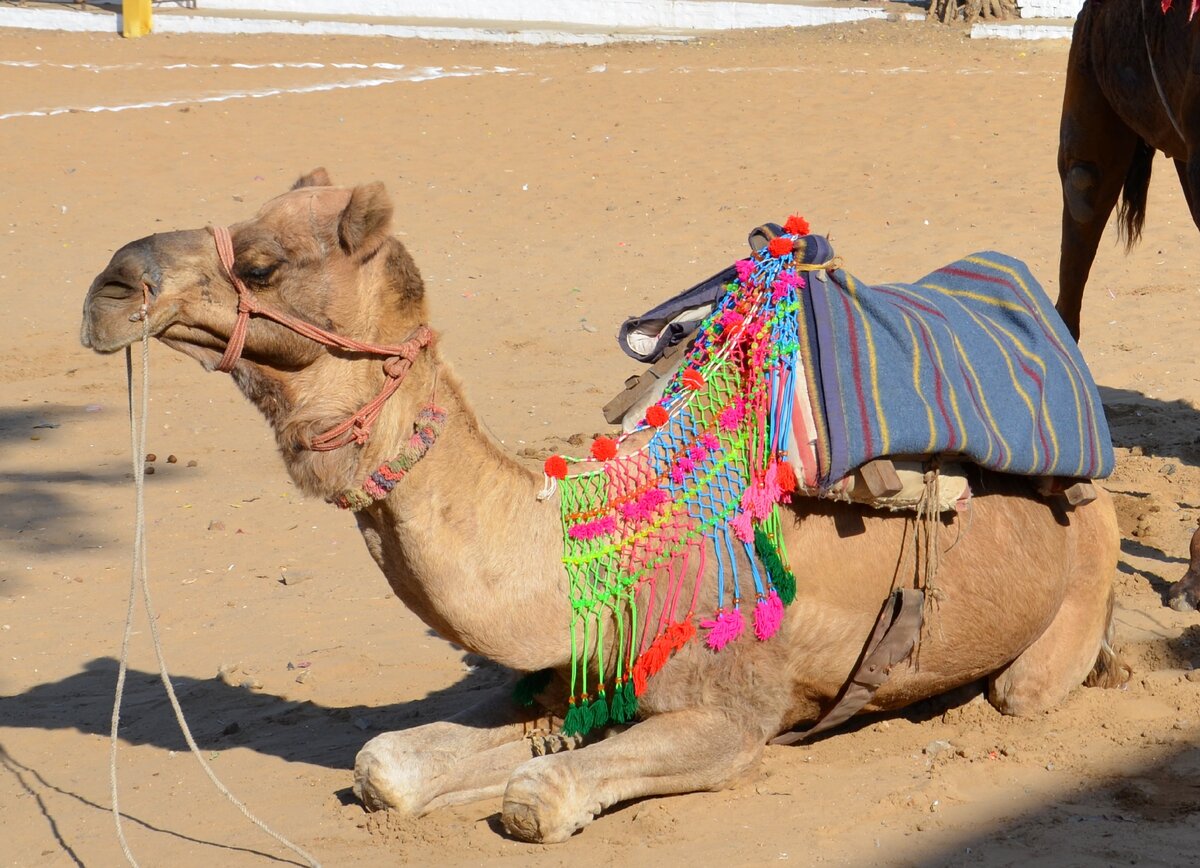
80 172 1127 843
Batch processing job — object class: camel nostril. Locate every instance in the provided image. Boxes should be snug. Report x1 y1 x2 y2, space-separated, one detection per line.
92 280 141 301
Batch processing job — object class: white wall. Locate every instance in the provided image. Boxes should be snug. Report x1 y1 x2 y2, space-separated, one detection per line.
1018 0 1085 18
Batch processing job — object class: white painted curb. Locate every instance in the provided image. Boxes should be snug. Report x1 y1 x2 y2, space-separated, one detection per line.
0 2 1073 42
198 0 896 29
971 22 1074 38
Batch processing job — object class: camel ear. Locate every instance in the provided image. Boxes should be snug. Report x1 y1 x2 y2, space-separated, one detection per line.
338 182 393 257
292 167 332 190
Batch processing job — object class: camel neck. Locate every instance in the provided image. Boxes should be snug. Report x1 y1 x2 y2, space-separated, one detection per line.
344 366 574 671
234 337 573 671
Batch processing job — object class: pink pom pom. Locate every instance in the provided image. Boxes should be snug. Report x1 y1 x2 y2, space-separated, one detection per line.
720 310 745 331
753 591 784 641
719 399 746 432
741 473 779 521
620 487 670 521
701 608 745 651
568 515 617 540
729 510 754 543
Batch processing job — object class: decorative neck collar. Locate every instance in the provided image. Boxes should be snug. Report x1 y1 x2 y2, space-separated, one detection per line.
329 405 447 510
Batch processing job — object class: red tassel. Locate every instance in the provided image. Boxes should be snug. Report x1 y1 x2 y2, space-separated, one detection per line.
645 404 669 427
631 635 668 696
590 436 618 461
630 620 695 697
784 214 811 236
665 618 696 651
768 237 794 257
544 455 568 479
775 459 797 494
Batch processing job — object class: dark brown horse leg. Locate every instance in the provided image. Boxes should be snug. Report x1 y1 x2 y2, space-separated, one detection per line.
1169 524 1200 611
1057 40 1139 340
1179 60 1200 231
1169 74 1200 612
1172 158 1200 229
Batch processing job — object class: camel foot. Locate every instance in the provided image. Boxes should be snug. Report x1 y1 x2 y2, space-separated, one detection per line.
501 755 601 843
353 712 538 814
354 730 451 814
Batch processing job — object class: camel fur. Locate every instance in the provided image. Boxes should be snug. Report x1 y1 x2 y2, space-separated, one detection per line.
81 171 1129 843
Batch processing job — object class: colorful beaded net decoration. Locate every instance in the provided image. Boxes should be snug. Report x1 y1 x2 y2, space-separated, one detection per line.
539 215 819 738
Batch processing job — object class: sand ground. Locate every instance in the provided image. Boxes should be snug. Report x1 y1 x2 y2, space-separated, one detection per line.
2 18 1199 868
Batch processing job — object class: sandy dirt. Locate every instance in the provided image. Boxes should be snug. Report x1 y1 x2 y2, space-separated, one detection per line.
2 16 1200 868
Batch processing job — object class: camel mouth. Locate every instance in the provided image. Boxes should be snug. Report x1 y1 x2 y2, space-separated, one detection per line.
80 288 160 353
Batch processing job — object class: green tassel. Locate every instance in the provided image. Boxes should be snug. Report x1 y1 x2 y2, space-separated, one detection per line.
512 668 553 707
622 680 638 721
607 682 625 723
616 682 632 723
773 567 797 606
755 526 797 606
562 700 587 737
579 697 595 734
590 692 610 729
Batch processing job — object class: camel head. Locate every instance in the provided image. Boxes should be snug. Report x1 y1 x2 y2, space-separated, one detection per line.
80 168 426 371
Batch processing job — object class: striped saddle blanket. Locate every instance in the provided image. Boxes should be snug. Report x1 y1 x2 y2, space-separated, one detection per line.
617 231 1114 491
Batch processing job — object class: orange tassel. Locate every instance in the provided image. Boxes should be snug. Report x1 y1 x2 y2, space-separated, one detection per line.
775 459 797 494
630 620 697 696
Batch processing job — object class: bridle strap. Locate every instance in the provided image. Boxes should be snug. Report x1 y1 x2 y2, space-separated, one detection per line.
214 226 255 373
307 343 427 452
210 224 434 451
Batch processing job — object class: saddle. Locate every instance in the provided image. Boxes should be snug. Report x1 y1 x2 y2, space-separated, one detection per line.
597 221 1109 740
604 222 1103 513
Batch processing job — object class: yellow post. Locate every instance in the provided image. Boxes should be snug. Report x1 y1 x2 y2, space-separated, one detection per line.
122 0 152 39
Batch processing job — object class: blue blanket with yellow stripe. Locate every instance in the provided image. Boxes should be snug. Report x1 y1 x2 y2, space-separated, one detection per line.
794 236 1113 485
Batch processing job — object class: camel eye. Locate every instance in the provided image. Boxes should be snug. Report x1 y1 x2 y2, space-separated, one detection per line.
240 262 279 284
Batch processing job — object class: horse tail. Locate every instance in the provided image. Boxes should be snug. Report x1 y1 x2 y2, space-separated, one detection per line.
1116 138 1154 251
1085 587 1132 689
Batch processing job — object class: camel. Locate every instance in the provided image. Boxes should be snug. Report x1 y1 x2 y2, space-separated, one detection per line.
81 170 1129 843
1057 0 1200 610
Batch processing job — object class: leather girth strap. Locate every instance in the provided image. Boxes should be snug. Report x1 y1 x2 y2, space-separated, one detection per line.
771 587 925 746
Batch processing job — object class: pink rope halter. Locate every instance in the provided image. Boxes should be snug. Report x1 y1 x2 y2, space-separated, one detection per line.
211 224 434 452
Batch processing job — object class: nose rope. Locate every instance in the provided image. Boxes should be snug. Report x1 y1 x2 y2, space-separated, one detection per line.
210 225 434 451
114 319 322 868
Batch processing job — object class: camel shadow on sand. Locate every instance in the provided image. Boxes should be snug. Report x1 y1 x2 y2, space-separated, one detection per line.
0 653 512 773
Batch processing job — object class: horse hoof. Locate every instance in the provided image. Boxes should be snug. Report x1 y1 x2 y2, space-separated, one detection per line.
1168 591 1197 612
1167 571 1200 612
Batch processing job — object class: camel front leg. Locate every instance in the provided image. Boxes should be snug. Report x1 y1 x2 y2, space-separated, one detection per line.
500 707 766 843
354 684 543 815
